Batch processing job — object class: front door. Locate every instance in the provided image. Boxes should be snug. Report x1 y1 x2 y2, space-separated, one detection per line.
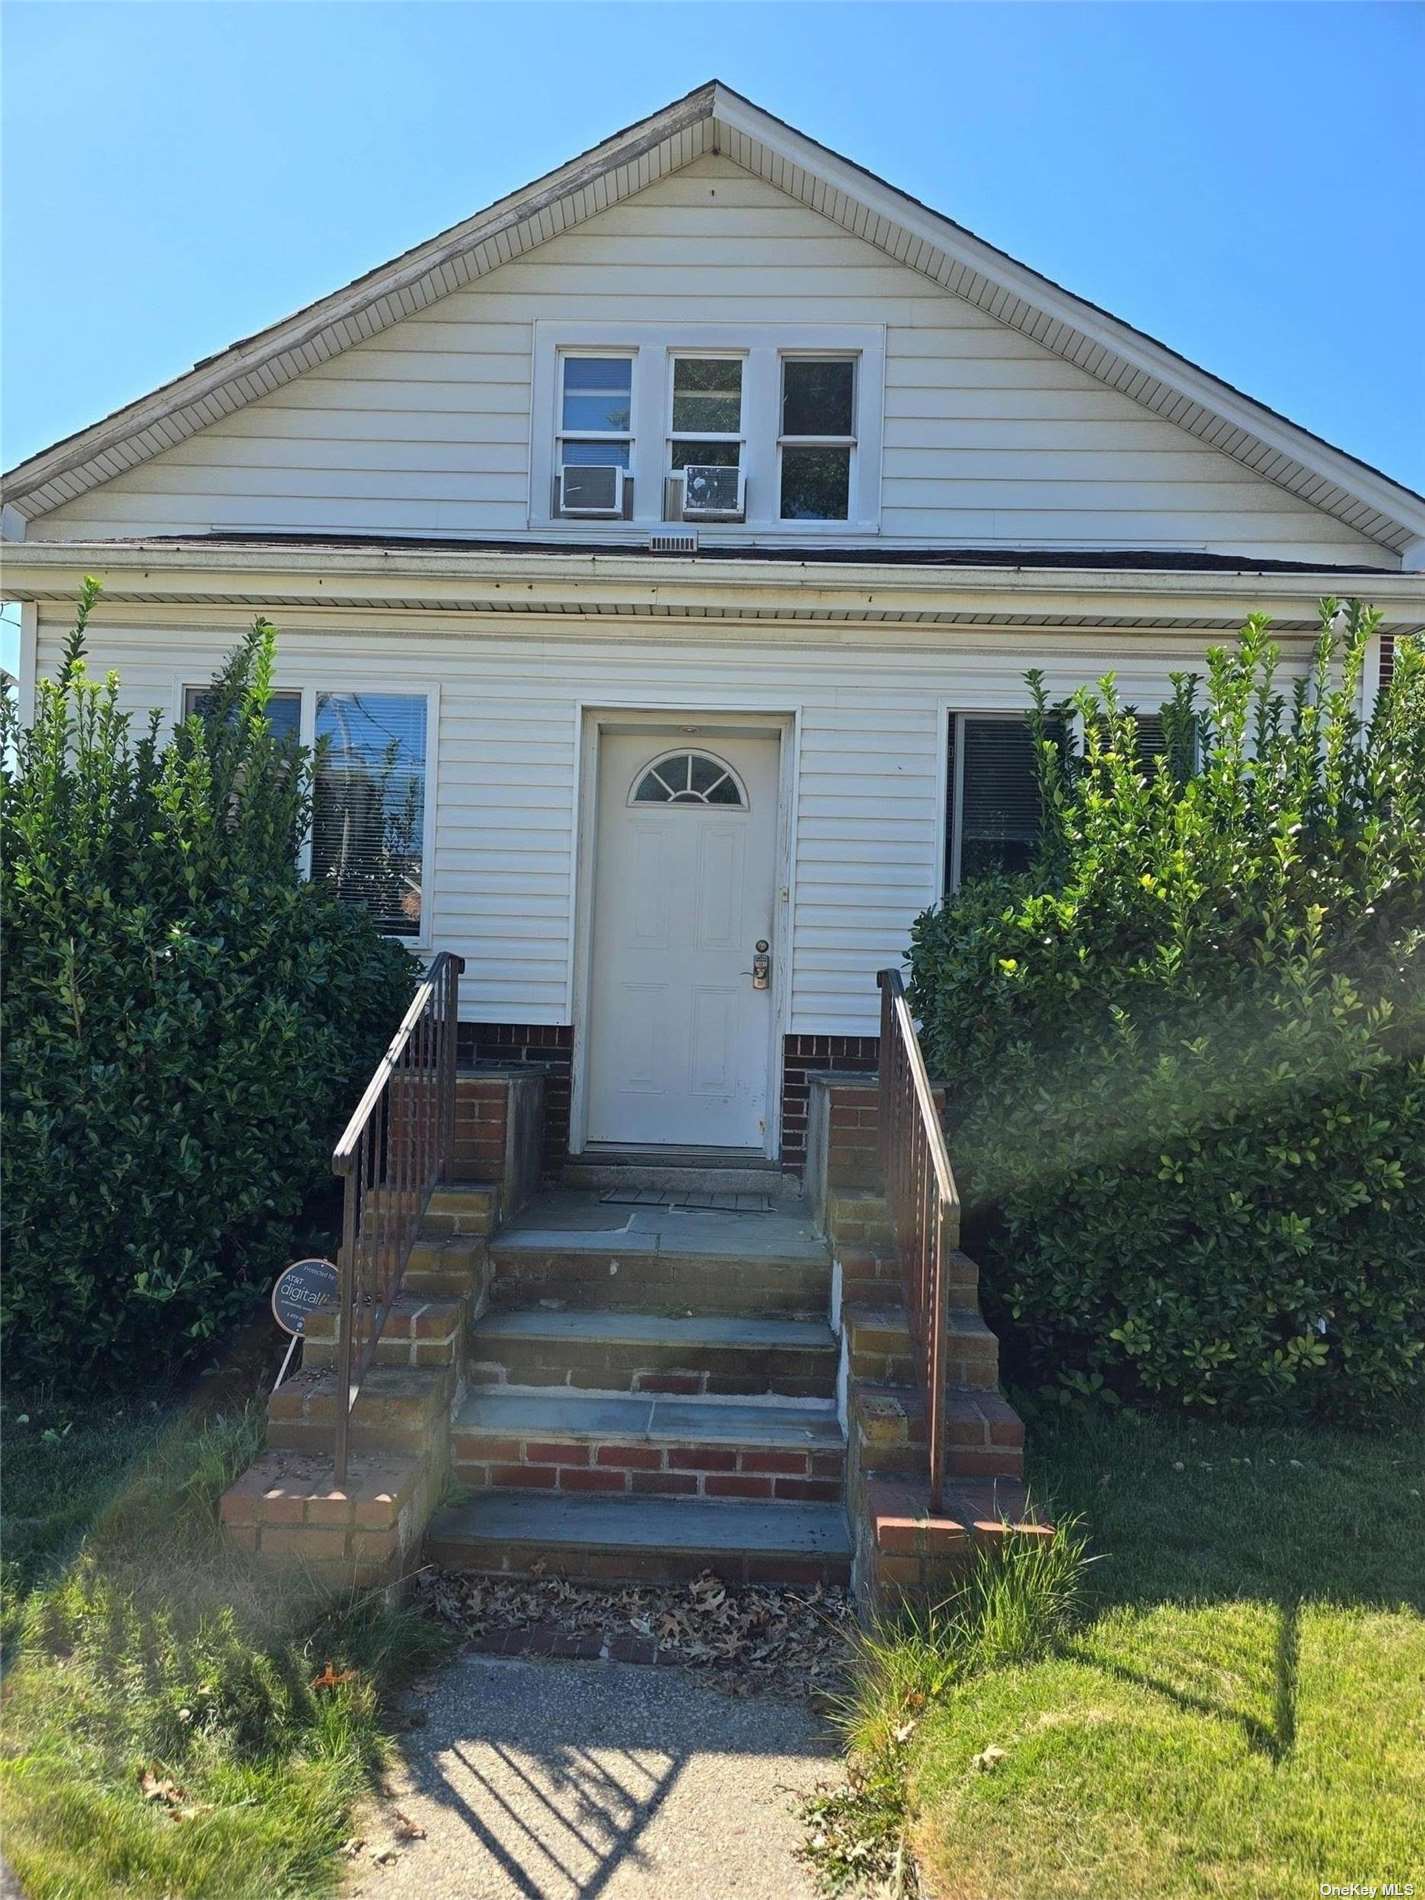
585 729 780 1150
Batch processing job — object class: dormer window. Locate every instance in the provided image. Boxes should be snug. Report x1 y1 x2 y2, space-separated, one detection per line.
532 323 883 533
558 354 633 468
779 357 856 521
669 356 743 473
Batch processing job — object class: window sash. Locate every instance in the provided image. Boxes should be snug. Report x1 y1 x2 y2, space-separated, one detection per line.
779 355 858 445
557 352 634 463
945 712 1059 892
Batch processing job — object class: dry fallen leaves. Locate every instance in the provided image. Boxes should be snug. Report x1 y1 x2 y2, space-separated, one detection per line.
311 1661 358 1692
140 1768 185 1806
971 1743 1009 1772
416 1566 855 1700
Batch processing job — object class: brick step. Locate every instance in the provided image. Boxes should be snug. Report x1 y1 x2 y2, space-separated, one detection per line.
425 1490 852 1587
421 1184 502 1237
823 1189 895 1248
854 1384 1025 1482
403 1234 488 1297
469 1308 838 1400
303 1291 467 1370
452 1388 845 1503
866 1474 1051 1601
846 1303 1000 1392
267 1365 450 1456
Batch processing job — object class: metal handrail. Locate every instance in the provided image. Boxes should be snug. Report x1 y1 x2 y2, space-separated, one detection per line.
877 967 961 1513
331 950 464 1484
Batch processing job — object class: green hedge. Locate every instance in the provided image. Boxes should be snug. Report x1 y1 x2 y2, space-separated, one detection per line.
1 584 415 1398
908 603 1424 1424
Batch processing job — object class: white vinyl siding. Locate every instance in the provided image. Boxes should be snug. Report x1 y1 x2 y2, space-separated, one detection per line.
32 603 1326 1037
27 157 1392 564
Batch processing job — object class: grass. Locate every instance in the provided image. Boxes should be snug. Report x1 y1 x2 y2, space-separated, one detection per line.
1 1399 449 1899
904 1404 1425 1900
802 1523 1091 1896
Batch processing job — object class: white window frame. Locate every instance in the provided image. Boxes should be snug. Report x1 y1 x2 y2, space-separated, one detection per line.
530 321 884 536
777 352 859 524
175 677 440 948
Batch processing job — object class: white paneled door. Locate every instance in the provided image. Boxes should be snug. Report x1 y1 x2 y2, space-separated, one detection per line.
586 729 780 1149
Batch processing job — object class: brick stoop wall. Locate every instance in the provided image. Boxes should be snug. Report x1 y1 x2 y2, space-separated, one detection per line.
458 1024 572 1174
218 1182 500 1596
807 1072 1050 1606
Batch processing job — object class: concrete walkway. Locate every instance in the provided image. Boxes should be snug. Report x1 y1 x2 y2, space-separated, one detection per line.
348 1654 834 1900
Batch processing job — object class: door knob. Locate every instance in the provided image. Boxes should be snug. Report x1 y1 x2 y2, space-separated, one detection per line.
750 940 770 990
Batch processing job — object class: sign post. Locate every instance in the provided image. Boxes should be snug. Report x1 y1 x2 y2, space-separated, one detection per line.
270 1257 339 1393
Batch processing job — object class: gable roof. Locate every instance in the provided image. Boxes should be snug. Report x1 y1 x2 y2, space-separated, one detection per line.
5 80 1424 556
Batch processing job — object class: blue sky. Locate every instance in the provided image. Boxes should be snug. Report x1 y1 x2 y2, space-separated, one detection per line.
2 0 1422 677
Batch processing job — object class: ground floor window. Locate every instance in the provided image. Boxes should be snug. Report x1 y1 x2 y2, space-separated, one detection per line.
945 708 1170 891
311 692 429 938
183 680 434 939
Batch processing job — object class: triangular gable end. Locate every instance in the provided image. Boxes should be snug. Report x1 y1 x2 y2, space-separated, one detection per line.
5 80 1423 558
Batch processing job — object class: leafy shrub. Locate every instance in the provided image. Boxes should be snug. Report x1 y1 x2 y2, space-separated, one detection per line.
908 602 1425 1423
1 582 416 1399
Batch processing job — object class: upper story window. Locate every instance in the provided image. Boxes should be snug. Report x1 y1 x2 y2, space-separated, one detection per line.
558 355 633 467
780 358 856 521
532 323 884 535
669 357 744 469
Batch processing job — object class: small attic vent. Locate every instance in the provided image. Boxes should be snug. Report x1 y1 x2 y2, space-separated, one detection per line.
648 530 698 555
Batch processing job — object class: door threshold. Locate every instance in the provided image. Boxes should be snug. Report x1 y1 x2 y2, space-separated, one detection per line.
579 1144 777 1171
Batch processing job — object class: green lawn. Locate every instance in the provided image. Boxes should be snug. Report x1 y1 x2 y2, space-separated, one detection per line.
1 1401 445 1899
909 1404 1425 1900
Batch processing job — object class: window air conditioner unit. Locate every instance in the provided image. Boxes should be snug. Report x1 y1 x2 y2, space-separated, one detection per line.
558 464 626 517
678 464 745 521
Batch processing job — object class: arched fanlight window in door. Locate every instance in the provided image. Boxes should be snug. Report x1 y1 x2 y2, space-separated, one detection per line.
629 749 747 808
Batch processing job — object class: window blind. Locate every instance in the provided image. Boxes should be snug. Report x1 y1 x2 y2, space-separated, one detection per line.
311 692 427 938
946 714 1059 889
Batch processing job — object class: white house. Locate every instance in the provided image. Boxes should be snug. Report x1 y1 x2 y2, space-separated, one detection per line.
6 80 1424 1175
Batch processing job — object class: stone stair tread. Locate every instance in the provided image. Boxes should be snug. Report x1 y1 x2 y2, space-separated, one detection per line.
454 1388 844 1449
491 1201 829 1266
475 1309 836 1352
430 1490 852 1558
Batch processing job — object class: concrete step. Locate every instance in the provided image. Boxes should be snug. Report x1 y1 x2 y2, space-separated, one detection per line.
303 1291 467 1370
490 1239 832 1318
425 1490 852 1587
561 1159 801 1201
488 1189 832 1317
452 1388 845 1503
469 1308 839 1400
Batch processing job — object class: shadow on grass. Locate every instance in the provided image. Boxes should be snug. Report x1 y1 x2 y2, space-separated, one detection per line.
1071 1593 1299 1764
1016 1395 1425 1618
